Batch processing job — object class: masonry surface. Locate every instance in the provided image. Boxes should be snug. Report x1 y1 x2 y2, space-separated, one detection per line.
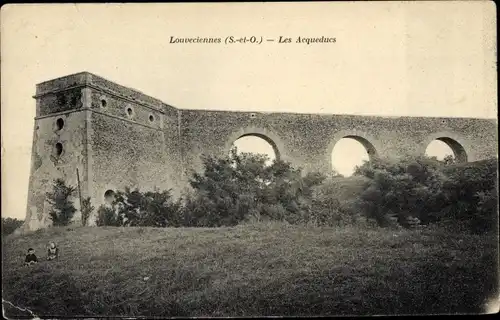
24 72 498 230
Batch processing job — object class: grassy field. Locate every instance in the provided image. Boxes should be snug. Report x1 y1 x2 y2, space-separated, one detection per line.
2 222 498 317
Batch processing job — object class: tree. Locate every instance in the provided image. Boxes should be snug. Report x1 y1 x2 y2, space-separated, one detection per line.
46 179 77 226
439 159 498 232
187 147 325 226
353 156 446 228
104 188 181 227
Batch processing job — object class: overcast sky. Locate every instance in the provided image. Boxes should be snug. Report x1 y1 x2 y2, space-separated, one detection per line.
1 2 497 219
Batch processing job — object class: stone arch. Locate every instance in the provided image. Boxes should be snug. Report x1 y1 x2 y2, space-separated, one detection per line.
224 126 286 161
327 130 381 171
423 131 471 163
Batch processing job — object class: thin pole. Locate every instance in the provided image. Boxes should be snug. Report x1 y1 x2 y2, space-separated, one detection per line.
76 168 84 225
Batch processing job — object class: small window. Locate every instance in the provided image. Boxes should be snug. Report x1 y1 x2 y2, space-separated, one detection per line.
250 113 257 118
101 99 107 108
56 118 64 131
149 114 155 122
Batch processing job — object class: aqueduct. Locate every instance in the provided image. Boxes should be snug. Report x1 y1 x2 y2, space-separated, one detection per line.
24 72 498 230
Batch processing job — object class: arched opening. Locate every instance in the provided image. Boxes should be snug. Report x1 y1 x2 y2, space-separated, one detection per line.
231 134 279 166
331 136 377 177
104 190 115 205
425 137 467 163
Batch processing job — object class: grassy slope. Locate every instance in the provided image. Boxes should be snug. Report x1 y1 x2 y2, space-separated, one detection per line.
2 223 498 317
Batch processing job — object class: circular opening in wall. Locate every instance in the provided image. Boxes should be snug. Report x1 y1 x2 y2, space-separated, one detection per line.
149 114 155 122
54 143 63 157
104 190 115 204
250 113 256 118
56 118 64 130
101 99 107 108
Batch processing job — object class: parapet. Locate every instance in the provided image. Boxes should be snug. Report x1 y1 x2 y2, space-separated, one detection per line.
34 72 178 114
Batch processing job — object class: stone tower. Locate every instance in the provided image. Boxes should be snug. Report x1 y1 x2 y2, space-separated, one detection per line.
24 72 184 231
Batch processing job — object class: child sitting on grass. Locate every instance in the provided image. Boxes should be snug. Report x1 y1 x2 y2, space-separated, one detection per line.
24 248 38 266
47 242 59 260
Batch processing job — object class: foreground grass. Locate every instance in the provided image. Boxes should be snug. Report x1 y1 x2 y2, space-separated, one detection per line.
2 223 498 317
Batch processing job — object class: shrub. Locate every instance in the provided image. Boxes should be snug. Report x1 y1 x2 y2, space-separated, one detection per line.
439 159 498 227
187 147 326 227
353 156 498 232
308 175 369 227
111 188 181 227
95 188 182 227
81 197 94 226
353 156 446 228
1 217 24 236
45 178 77 226
96 206 120 227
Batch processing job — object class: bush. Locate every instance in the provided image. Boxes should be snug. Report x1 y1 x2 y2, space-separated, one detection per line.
439 159 498 228
96 206 120 227
1 217 24 236
308 177 364 227
353 156 498 232
353 156 446 228
45 179 77 226
95 188 182 227
114 188 181 227
187 147 326 227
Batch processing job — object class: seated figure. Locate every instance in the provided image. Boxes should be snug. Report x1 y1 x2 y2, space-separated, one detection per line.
24 248 38 266
47 242 59 260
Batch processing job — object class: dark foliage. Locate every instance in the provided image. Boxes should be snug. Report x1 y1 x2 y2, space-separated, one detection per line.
353 156 446 228
96 206 120 227
439 159 498 233
354 156 498 232
185 147 326 226
96 188 181 227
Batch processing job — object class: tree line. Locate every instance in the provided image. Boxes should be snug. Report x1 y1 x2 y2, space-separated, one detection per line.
33 148 498 234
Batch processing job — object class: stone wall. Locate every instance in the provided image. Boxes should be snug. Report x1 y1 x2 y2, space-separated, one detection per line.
180 110 498 175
